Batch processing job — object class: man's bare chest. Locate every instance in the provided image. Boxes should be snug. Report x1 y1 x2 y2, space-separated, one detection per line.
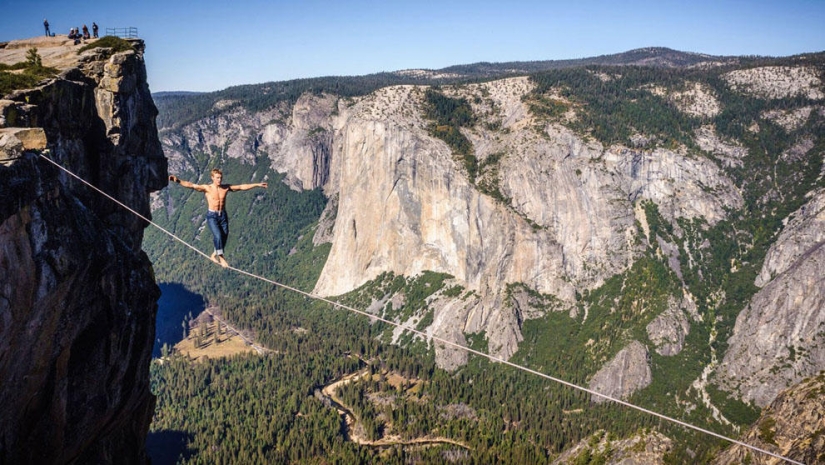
206 185 230 199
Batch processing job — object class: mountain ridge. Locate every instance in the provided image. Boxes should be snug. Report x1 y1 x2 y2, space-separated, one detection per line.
154 47 794 131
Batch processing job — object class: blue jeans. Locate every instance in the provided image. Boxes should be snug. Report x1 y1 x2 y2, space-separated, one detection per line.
206 210 229 255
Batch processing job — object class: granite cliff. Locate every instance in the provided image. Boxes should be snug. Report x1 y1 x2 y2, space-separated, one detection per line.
0 36 165 463
715 188 825 407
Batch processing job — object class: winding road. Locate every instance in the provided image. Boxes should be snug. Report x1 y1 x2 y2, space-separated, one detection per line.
320 369 470 450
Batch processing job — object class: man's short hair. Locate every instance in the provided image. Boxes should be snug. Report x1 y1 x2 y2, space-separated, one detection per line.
211 168 223 176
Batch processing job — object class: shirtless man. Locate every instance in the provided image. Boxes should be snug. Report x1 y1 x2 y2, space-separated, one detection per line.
169 168 267 267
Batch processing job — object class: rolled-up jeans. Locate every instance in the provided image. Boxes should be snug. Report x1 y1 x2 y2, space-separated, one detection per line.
206 210 229 256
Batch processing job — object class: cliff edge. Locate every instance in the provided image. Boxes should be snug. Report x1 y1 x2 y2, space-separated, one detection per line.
0 36 166 463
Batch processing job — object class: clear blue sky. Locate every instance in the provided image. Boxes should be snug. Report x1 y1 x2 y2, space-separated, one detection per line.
2 0 824 93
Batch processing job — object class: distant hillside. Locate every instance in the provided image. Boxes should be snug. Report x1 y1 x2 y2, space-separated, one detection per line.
153 47 747 131
152 91 204 98
438 47 734 76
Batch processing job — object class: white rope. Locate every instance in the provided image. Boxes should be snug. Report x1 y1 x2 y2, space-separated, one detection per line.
38 153 804 465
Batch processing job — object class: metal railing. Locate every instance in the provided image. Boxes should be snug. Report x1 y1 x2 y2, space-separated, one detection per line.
104 27 138 39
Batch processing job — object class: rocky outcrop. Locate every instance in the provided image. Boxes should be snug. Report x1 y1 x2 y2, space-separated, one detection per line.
429 294 476 370
694 125 748 168
722 65 824 100
646 296 692 356
762 106 819 132
713 372 825 465
552 429 673 464
0 127 48 157
0 37 165 464
715 189 825 407
589 341 652 403
755 188 825 287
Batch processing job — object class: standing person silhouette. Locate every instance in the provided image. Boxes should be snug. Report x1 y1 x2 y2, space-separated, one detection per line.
168 169 267 267
92 22 98 38
43 19 50 36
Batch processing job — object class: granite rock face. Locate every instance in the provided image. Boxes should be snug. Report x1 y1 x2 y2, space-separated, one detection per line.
713 373 825 465
0 38 165 464
588 341 652 403
755 188 825 288
161 92 336 192
552 430 673 465
715 189 825 407
646 295 694 356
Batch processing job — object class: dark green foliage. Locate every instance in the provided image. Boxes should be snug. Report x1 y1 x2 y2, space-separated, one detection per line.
442 285 464 298
0 62 28 71
513 255 683 383
151 348 368 462
757 417 778 445
0 72 41 97
466 331 488 353
422 88 479 181
523 93 569 120
25 48 42 68
705 384 761 426
393 271 452 321
476 151 509 203
423 88 477 127
335 272 406 314
642 201 673 241
528 66 702 148
78 35 134 54
0 49 58 97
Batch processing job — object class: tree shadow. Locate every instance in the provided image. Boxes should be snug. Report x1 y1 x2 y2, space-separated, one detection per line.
154 282 205 358
146 430 194 465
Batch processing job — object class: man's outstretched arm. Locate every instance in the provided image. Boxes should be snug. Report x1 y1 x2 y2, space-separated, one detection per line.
169 175 207 192
228 182 268 191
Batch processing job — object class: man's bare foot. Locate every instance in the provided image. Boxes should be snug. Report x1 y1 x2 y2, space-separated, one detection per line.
210 252 220 264
217 255 229 268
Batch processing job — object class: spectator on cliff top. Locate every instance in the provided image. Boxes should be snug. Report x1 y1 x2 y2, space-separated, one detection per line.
43 19 50 37
92 22 98 38
69 27 81 45
82 25 90 40
168 169 268 268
